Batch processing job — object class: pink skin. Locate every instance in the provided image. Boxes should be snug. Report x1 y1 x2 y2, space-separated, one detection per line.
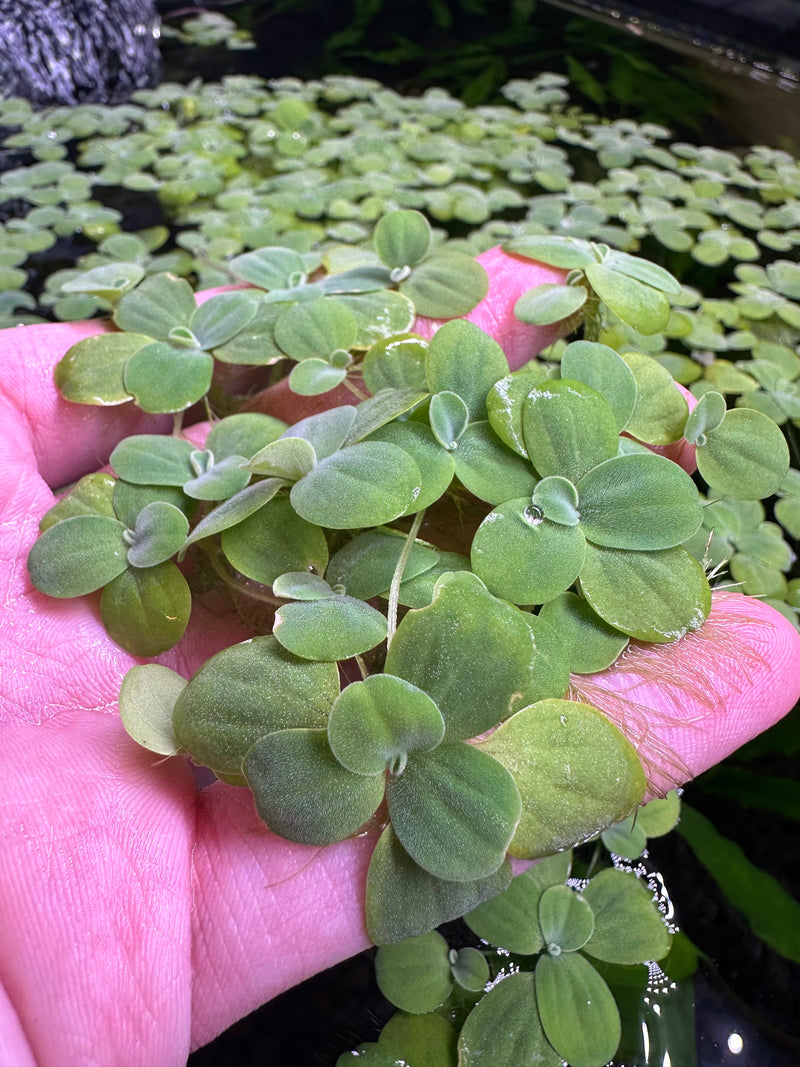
1 250 799 1066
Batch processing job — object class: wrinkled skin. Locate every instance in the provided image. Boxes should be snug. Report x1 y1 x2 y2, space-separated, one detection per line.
1 249 798 1067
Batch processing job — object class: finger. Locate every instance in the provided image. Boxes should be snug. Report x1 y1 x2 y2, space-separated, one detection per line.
571 591 800 797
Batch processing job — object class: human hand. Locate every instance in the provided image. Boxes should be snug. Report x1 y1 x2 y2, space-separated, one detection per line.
1 250 798 1067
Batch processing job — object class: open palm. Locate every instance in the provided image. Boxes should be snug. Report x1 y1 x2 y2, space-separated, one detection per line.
1 251 798 1067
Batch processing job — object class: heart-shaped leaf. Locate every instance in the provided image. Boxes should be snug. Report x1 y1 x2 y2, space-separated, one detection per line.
100 560 191 656
683 390 727 445
535 952 621 1066
582 867 671 964
328 674 445 775
386 742 521 881
291 442 421 528
173 636 338 777
471 498 587 605
365 825 512 945
538 885 594 952
577 453 703 550
126 501 189 568
522 379 618 482
425 319 509 421
221 495 328 586
532 476 581 526
274 596 388 660
119 664 185 756
579 543 711 642
374 209 432 269
478 699 645 858
243 728 384 844
386 571 560 740
27 515 128 597
374 931 452 1013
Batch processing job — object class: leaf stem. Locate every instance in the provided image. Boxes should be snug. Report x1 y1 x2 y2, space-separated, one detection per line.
386 508 426 649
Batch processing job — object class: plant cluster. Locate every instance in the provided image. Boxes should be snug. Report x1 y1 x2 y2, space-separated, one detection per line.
26 209 790 977
341 794 686 1067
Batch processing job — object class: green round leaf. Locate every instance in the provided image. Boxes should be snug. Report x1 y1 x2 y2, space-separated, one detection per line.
54 332 148 405
111 435 195 486
274 297 357 360
326 528 437 600
560 341 637 433
290 442 421 528
532 476 580 526
505 235 595 269
429 390 470 450
522 379 619 483
401 251 488 318
458 972 562 1067
248 436 317 480
637 790 681 837
478 699 646 859
425 319 509 422
385 571 562 741
601 815 648 860
119 664 185 756
183 455 251 502
28 515 128 597
374 209 432 269
538 593 629 674
577 454 702 550
514 283 588 326
465 852 573 955
274 596 388 661
601 250 681 295
205 413 287 462
123 342 213 413
579 543 711 643
285 406 357 460
378 1010 458 1067
221 495 329 586
538 885 594 953
126 501 189 568
272 572 337 600
172 636 338 777
621 352 689 446
582 867 671 964
451 422 537 506
288 358 348 396
451 947 489 993
100 560 191 656
374 931 452 1013
113 272 197 339
696 407 790 500
365 824 512 945
471 498 587 606
683 390 727 445
228 246 308 290
386 742 521 881
586 262 669 335
341 289 417 346
486 367 549 459
362 334 429 394
38 472 116 531
243 728 384 844
328 674 445 775
190 291 257 349
535 952 621 1066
